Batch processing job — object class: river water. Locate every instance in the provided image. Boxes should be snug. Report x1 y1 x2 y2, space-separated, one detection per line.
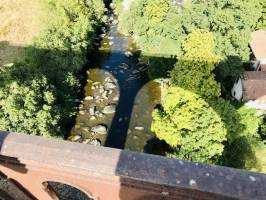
69 11 161 152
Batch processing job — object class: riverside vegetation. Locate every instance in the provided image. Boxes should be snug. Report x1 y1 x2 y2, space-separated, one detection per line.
0 0 105 137
115 0 266 172
1 0 266 173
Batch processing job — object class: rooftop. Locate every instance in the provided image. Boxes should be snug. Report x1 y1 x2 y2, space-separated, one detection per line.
250 30 266 61
242 71 266 100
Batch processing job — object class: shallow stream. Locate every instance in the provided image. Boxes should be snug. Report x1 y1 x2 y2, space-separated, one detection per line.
69 11 161 152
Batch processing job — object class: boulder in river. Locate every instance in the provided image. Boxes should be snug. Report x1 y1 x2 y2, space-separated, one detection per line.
102 105 116 114
113 20 119 25
110 3 116 10
81 127 90 132
91 125 108 135
124 51 133 57
70 135 82 142
135 126 144 131
90 116 96 120
99 88 104 93
82 139 90 144
85 96 94 101
108 90 113 95
90 139 101 146
89 106 95 115
104 82 116 89
113 95 119 101
79 110 85 115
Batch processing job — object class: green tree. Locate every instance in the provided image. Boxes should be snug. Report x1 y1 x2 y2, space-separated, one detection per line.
151 87 233 163
179 0 262 80
170 29 221 98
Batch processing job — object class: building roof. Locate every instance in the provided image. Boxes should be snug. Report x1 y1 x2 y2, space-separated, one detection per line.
242 71 266 100
250 30 266 61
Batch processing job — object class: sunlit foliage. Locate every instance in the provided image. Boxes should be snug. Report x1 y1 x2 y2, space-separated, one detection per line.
117 0 263 81
170 30 221 98
0 0 104 137
152 87 231 163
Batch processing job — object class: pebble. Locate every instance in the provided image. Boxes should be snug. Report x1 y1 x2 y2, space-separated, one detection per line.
90 116 96 120
113 96 119 101
135 126 144 131
91 125 108 135
81 127 90 132
82 139 91 144
89 106 95 115
79 110 85 115
90 139 101 146
102 105 116 114
72 135 81 142
85 96 94 101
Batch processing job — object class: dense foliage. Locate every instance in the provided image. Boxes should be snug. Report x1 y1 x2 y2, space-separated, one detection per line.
222 105 264 171
152 87 233 163
0 0 104 137
152 86 264 167
117 0 263 82
256 0 266 29
170 30 221 98
126 0 266 168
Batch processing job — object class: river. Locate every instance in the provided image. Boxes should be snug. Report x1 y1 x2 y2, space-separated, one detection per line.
69 9 161 153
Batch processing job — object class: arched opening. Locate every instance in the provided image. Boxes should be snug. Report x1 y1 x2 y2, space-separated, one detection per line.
42 181 94 200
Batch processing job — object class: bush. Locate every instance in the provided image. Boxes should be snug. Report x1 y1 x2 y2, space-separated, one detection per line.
0 0 104 137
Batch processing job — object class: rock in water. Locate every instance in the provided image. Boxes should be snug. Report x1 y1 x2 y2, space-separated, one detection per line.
90 116 96 120
102 105 116 114
113 95 119 101
104 82 116 89
90 139 101 146
124 51 133 57
79 110 85 115
110 3 116 10
135 126 144 131
91 125 107 135
82 139 90 144
89 106 95 115
71 135 81 142
85 96 93 101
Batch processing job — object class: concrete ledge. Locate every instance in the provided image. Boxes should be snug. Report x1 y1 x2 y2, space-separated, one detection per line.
0 131 265 200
